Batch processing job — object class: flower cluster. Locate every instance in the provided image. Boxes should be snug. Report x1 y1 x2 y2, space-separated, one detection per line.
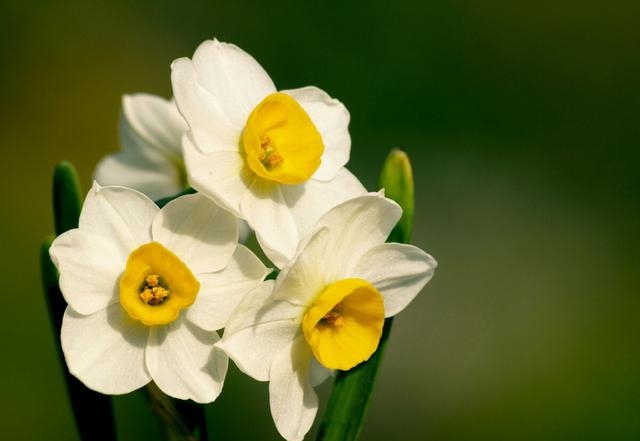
50 39 437 440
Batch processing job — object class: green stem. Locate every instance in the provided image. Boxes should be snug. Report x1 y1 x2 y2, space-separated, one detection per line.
155 187 210 440
317 317 394 440
145 384 201 441
174 399 209 441
317 148 415 441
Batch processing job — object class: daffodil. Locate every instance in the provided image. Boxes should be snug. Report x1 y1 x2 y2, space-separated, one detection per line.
171 39 366 268
219 193 437 440
94 93 251 241
49 183 269 403
94 93 188 201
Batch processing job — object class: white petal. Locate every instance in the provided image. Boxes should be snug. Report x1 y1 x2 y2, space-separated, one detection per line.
219 281 305 381
310 193 402 281
183 134 253 217
269 337 318 441
171 57 241 153
79 183 157 257
61 304 150 394
308 357 333 387
274 193 399 306
152 193 238 273
241 179 299 268
281 167 366 242
191 39 276 128
238 219 252 243
146 320 227 403
352 243 437 317
94 150 183 201
283 86 351 181
50 229 124 315
187 245 269 331
120 93 187 161
273 227 331 307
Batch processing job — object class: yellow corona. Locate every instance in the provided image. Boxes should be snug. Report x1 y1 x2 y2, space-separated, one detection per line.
243 93 324 185
120 242 200 326
302 278 385 370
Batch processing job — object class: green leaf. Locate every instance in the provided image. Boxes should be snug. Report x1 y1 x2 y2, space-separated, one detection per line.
40 236 117 441
46 162 118 440
317 148 415 441
52 161 83 235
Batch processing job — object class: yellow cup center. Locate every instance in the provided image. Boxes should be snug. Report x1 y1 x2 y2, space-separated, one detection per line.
119 242 200 326
301 278 385 370
242 92 324 185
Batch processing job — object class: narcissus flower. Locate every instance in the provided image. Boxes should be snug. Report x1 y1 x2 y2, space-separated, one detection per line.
94 94 188 201
219 193 437 440
49 183 268 403
94 93 251 241
171 39 366 267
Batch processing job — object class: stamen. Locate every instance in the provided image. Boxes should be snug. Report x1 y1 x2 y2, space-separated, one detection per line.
145 274 159 287
139 274 170 305
321 303 345 327
259 135 283 170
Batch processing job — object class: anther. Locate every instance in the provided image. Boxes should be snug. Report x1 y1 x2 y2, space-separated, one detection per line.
139 274 170 305
259 136 283 170
322 303 345 327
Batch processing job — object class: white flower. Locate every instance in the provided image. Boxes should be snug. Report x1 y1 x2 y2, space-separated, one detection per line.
49 183 269 403
219 193 437 440
94 93 251 241
171 39 366 268
94 94 188 201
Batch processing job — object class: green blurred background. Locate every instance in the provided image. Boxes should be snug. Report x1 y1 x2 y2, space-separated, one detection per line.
1 0 639 440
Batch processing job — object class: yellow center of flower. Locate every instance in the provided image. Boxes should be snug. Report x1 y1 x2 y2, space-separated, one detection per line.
242 92 324 185
302 278 385 370
119 242 200 326
139 274 170 305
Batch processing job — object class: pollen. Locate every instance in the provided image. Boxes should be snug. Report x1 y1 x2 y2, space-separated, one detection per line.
145 274 159 287
321 303 345 327
139 274 170 305
259 136 284 170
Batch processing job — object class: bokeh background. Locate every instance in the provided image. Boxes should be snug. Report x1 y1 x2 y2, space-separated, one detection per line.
1 0 639 440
